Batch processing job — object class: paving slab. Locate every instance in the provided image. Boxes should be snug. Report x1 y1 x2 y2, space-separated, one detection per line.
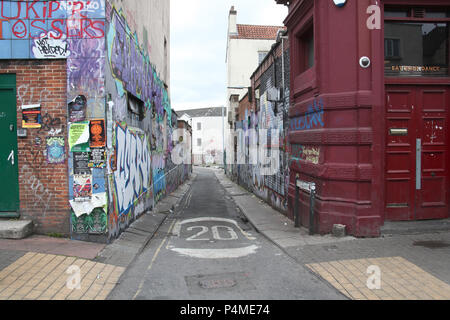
0 235 105 260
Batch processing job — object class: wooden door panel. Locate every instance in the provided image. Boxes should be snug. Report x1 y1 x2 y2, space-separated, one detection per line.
415 88 449 220
385 88 415 220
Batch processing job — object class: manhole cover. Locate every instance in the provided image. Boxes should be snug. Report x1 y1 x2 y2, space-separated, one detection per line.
185 272 255 294
413 241 450 249
323 245 338 251
199 278 237 289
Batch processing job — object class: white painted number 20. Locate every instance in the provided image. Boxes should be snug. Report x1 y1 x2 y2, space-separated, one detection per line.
187 225 239 241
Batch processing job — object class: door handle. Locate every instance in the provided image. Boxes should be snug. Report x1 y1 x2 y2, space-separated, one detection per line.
416 139 421 190
7 150 14 166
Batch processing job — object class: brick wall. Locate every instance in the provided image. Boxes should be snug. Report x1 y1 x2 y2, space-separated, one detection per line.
0 60 69 235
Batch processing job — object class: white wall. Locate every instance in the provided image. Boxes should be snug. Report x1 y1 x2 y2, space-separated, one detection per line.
191 116 225 164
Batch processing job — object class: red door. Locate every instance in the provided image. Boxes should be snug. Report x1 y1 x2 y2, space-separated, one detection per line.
385 85 449 221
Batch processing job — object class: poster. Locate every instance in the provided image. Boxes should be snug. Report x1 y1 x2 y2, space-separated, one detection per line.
73 152 91 175
68 95 87 123
89 147 106 168
69 121 90 152
22 104 42 128
89 119 106 148
73 174 92 202
46 136 65 164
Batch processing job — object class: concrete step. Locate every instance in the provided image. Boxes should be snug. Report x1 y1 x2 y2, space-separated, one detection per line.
0 220 33 239
381 219 450 235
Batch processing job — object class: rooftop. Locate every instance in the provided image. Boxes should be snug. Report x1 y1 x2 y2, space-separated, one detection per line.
176 107 224 118
230 24 285 40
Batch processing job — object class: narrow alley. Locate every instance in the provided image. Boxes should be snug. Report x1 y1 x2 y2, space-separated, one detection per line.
108 167 345 300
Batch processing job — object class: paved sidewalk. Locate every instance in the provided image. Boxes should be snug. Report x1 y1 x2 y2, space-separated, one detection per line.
214 169 450 300
0 173 196 300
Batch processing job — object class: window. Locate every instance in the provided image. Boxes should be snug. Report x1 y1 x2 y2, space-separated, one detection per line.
305 31 314 70
296 23 314 75
197 122 202 131
258 51 268 64
385 22 449 77
197 138 202 147
128 94 144 121
385 38 401 59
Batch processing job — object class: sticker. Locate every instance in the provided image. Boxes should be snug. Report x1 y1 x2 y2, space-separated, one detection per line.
22 105 42 128
46 136 65 164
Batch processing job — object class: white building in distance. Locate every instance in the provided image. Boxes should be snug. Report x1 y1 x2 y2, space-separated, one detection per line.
177 107 225 165
225 6 283 167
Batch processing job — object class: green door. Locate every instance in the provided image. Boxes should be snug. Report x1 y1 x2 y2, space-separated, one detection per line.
0 74 19 217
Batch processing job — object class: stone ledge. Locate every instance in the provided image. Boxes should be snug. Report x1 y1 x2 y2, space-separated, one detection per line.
0 220 33 239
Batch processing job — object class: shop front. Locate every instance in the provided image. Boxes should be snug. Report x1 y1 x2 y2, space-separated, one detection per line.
278 0 449 237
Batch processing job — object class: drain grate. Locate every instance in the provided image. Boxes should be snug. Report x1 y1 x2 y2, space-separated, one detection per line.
413 241 450 249
199 278 237 289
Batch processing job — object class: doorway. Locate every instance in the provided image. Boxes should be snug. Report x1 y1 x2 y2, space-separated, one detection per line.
385 85 449 221
0 74 19 217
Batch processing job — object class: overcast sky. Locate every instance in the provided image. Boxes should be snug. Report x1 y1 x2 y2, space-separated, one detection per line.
170 0 288 111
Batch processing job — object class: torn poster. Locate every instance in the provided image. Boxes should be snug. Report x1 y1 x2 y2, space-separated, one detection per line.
73 174 92 202
69 121 90 152
69 192 107 217
22 104 42 128
46 136 65 164
68 95 87 123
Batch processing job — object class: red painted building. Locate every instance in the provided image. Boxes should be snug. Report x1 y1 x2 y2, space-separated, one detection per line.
276 0 450 236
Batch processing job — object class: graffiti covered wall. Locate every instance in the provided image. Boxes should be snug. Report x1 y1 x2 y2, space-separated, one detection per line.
103 1 181 241
234 40 291 214
0 0 185 240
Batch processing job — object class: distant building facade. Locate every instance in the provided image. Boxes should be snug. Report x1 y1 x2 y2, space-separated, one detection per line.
177 107 225 166
226 6 284 170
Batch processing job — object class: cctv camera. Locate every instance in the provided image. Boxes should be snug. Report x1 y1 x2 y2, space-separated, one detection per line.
359 56 371 68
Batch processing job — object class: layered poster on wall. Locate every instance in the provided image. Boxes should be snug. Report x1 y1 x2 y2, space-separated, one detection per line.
69 121 90 152
73 152 91 175
22 104 42 128
68 95 87 123
89 147 106 169
90 119 106 148
46 136 65 164
73 174 92 202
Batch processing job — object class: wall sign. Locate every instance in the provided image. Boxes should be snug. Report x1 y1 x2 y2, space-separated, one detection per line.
22 104 42 128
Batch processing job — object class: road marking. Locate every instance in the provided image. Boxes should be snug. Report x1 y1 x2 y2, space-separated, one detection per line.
171 245 259 259
132 219 177 300
170 217 259 259
173 217 256 241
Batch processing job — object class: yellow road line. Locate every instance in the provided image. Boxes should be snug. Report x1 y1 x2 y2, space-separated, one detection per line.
132 219 177 300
